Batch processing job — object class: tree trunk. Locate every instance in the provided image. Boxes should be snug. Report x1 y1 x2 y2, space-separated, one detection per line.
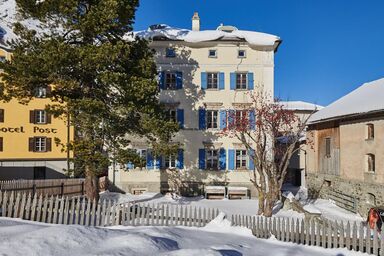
263 182 280 217
258 190 265 215
85 166 99 201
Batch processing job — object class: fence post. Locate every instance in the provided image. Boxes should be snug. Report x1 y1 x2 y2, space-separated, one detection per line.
81 181 84 195
60 182 64 197
32 184 36 197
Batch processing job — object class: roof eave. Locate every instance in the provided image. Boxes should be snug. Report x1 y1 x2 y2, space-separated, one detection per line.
309 109 384 125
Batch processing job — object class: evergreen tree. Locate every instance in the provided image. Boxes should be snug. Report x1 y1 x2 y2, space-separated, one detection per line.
0 0 179 200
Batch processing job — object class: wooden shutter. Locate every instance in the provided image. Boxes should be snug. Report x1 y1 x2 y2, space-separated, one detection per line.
29 137 35 152
201 72 207 90
247 72 254 90
198 148 206 170
230 73 236 90
219 72 225 90
219 148 226 170
176 109 184 129
198 108 206 130
0 109 4 123
46 137 52 152
30 110 35 124
176 149 184 169
176 71 183 89
0 137 3 152
46 112 52 124
228 149 235 170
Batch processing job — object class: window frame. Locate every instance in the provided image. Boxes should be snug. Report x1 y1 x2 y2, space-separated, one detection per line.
238 50 246 58
35 87 47 98
367 153 375 173
166 109 177 123
35 110 47 124
165 48 176 58
206 110 218 129
367 123 374 140
164 72 177 90
206 148 219 170
34 137 47 152
207 72 219 89
235 72 248 90
208 49 217 58
164 154 177 169
235 149 248 170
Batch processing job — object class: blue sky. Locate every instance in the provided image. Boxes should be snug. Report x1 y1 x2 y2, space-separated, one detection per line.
134 0 384 106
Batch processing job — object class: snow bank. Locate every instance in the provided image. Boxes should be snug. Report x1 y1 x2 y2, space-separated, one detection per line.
202 212 253 237
99 191 160 204
309 77 384 123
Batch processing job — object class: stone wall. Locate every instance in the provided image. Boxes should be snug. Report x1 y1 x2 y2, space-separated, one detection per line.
307 173 384 217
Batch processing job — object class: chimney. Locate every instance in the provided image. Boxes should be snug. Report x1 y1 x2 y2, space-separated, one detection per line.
192 12 200 31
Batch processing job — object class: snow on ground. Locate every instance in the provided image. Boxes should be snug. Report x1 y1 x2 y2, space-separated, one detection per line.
99 191 161 204
0 217 368 256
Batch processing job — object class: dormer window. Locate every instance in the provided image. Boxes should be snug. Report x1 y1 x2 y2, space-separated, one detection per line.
208 49 217 58
35 87 47 98
238 50 246 58
166 48 176 58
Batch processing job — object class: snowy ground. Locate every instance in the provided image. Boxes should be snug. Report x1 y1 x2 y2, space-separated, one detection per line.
0 217 368 256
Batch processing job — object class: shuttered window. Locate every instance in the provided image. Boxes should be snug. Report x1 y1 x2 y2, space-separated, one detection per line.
28 137 52 152
30 110 51 124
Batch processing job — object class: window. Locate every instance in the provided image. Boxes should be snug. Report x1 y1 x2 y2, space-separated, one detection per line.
235 150 247 169
208 49 217 58
366 193 376 205
0 56 5 63
35 110 47 124
367 154 375 172
35 87 47 98
164 154 176 168
206 149 219 170
367 124 374 140
166 109 177 122
325 137 331 157
238 50 246 58
206 110 218 129
207 72 218 89
235 110 248 129
0 137 3 152
137 149 147 167
236 73 247 89
165 72 177 89
0 109 4 123
35 137 47 152
166 48 176 58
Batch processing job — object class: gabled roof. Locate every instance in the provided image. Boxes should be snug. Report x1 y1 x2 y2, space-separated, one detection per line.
309 78 384 124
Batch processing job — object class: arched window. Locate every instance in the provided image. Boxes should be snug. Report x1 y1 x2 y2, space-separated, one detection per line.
367 124 374 140
366 193 376 205
367 154 375 172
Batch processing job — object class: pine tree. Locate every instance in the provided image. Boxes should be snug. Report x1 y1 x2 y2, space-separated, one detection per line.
0 0 179 201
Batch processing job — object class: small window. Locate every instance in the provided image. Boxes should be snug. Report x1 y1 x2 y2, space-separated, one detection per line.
164 154 176 168
0 137 3 152
367 154 375 172
165 72 177 89
208 49 217 58
166 109 177 122
235 150 247 169
238 50 246 58
0 109 4 123
207 72 218 89
35 87 47 98
236 73 247 89
166 48 176 58
35 137 47 152
366 193 376 205
235 110 248 129
206 110 218 129
35 110 47 124
325 137 331 157
206 149 219 170
367 124 374 140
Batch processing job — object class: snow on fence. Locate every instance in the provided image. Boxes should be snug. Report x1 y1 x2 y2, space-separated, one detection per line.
0 191 220 228
232 213 383 255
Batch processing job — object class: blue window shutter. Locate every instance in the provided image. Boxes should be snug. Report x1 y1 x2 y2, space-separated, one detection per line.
155 155 162 169
248 149 255 170
126 162 134 169
219 110 227 130
177 149 184 169
199 148 206 170
176 71 183 89
219 148 226 170
146 150 154 169
159 71 165 90
249 110 255 130
248 72 254 90
228 149 235 171
177 109 184 129
198 108 206 130
219 72 225 90
227 110 235 128
230 72 236 90
201 72 207 89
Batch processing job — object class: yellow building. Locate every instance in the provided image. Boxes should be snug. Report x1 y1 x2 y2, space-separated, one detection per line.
0 47 72 180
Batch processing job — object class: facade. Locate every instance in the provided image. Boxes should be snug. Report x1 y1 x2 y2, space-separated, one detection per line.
111 14 281 196
0 39 72 180
306 78 384 215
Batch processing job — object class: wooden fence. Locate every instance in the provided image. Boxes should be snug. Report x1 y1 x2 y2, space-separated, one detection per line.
328 188 358 213
0 179 86 197
232 214 382 255
0 191 220 227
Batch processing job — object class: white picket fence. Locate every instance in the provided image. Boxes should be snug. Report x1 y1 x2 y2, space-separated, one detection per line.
0 191 220 227
232 213 383 255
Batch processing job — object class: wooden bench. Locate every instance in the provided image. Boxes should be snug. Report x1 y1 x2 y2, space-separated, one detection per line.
205 186 226 199
227 186 249 199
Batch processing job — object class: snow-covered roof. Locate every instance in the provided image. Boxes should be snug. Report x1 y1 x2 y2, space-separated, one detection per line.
278 101 323 111
309 78 384 124
131 24 280 48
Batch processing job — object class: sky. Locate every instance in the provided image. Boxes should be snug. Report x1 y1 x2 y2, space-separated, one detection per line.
133 0 384 106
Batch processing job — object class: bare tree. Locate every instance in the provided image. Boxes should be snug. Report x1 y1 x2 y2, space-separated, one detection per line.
221 90 312 216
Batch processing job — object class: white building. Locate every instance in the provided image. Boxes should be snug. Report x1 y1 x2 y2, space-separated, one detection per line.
111 13 282 196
